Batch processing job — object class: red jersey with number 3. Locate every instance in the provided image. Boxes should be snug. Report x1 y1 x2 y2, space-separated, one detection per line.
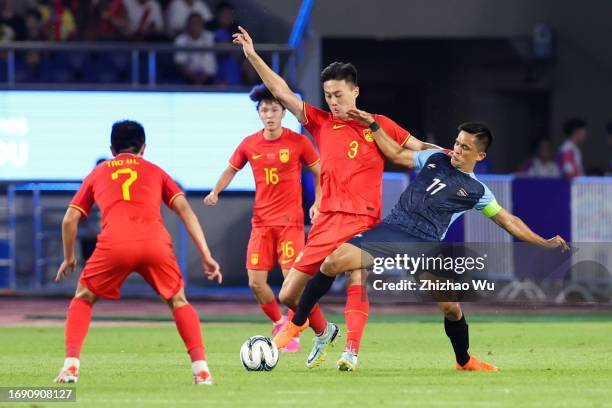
229 127 319 227
70 153 184 247
303 102 411 221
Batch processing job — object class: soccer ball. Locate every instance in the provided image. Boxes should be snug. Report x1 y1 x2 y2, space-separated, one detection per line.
240 335 279 371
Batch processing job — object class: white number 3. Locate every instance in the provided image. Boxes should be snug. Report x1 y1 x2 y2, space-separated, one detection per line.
426 178 447 195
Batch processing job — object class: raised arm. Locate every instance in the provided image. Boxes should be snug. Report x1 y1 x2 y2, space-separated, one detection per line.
490 208 570 251
203 166 238 206
403 134 443 151
233 26 306 123
172 195 222 283
307 162 322 222
346 109 417 167
55 207 82 282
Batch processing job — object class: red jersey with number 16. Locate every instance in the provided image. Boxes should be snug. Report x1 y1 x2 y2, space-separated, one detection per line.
69 153 184 247
303 103 411 221
229 128 319 227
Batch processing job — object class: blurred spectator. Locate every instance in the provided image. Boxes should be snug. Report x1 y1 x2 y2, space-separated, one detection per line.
518 139 560 177
557 117 587 178
174 12 216 85
122 0 163 40
205 1 240 84
0 0 27 41
25 8 46 40
80 0 128 41
165 0 211 38
204 1 237 43
39 0 77 41
21 8 47 80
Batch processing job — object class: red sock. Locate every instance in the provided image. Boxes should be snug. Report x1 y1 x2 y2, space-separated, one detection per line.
65 297 93 358
308 304 328 335
259 299 283 323
345 285 369 354
287 309 300 338
173 304 206 362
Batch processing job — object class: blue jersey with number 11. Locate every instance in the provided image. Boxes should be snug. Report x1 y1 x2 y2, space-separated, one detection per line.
384 149 502 241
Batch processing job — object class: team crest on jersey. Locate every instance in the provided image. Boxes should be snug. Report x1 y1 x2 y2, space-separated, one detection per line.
363 129 374 142
279 148 290 163
250 253 259 265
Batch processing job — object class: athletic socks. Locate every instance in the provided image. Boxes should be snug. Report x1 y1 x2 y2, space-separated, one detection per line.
65 297 93 358
259 299 283 323
291 271 335 333
287 309 300 337
173 304 206 362
444 314 470 366
344 285 369 354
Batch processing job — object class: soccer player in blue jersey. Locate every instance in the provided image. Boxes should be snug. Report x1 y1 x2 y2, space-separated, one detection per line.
274 109 570 372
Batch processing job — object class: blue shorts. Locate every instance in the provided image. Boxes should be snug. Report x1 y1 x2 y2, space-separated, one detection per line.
347 222 438 260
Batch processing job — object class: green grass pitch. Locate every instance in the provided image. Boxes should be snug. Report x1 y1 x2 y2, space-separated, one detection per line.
1 313 611 407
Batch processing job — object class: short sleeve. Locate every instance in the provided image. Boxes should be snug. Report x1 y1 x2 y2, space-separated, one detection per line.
475 183 502 218
303 102 329 141
162 172 184 208
376 115 411 146
300 136 319 167
228 141 247 170
70 171 96 217
412 149 445 171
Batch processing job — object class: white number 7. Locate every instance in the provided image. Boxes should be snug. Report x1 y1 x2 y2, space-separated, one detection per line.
426 178 446 195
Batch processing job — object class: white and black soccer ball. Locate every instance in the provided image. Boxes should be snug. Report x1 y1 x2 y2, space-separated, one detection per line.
240 335 279 371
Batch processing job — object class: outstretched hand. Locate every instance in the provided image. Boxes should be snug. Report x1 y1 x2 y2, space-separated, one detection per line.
232 26 255 58
346 109 375 127
545 235 570 253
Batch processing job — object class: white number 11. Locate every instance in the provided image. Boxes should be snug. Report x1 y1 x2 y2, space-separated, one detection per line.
426 178 447 195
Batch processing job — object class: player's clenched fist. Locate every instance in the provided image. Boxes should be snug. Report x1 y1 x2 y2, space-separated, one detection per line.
203 192 218 206
232 26 255 58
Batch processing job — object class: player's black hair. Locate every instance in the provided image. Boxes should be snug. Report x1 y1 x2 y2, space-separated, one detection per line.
320 62 358 86
562 117 586 137
458 122 493 152
249 84 284 110
111 120 145 154
605 121 612 135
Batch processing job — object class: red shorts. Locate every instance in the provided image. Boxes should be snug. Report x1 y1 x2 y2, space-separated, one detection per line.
246 225 305 270
292 212 378 276
80 239 183 300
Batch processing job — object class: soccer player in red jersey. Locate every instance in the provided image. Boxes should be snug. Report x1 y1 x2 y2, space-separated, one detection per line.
233 27 438 368
54 121 222 385
204 85 321 352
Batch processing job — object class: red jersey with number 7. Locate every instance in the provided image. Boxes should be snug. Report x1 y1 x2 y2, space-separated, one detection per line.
69 153 184 247
302 102 411 221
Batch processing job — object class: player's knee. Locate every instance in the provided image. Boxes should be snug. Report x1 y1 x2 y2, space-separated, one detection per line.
248 278 264 293
167 293 189 310
321 253 343 276
278 288 298 309
75 284 97 304
441 303 462 320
